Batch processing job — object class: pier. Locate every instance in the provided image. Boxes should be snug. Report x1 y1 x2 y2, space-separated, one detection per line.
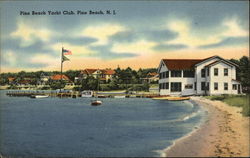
6 90 159 98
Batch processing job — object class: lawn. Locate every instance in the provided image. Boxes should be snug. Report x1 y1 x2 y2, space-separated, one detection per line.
205 94 250 116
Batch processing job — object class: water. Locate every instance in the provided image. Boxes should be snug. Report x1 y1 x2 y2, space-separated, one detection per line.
0 90 206 157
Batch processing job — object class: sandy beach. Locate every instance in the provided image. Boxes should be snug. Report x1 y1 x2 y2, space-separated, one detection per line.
164 96 250 157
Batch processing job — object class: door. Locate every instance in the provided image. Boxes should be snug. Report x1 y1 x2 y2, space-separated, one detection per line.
238 84 241 94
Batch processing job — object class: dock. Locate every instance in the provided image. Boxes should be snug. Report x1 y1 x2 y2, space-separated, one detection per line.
6 90 159 98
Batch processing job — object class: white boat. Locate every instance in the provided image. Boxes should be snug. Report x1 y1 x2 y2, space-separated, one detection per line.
114 95 126 98
81 90 93 98
30 95 49 98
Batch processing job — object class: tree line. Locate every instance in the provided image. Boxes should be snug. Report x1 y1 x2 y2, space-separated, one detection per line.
1 56 249 92
0 67 158 91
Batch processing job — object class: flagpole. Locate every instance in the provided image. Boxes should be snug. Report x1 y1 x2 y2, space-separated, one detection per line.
60 47 63 93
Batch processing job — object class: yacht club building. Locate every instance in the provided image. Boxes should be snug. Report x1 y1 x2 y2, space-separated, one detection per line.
158 56 242 96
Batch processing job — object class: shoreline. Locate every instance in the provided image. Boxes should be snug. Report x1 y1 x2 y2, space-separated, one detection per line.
163 96 250 157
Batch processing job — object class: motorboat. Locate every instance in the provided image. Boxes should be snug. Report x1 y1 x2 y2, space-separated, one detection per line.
114 95 126 98
81 90 93 98
30 95 49 99
91 100 102 106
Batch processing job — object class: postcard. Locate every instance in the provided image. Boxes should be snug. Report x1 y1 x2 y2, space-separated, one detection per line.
0 0 249 157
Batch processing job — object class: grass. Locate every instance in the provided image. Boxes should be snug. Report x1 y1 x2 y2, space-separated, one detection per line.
205 94 250 117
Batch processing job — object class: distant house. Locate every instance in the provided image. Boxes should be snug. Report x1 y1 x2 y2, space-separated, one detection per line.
158 56 242 96
51 74 70 81
40 73 50 85
141 72 159 83
8 77 15 84
79 68 115 82
50 74 74 86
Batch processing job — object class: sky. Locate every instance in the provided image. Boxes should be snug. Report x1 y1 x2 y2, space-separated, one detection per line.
0 0 249 73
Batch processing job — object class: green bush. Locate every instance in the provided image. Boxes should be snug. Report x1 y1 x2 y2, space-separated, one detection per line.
242 95 250 116
205 94 250 116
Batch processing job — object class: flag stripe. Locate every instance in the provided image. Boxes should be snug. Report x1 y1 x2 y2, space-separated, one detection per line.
63 49 72 55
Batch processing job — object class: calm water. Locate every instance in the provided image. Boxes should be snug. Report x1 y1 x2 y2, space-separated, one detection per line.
0 90 206 157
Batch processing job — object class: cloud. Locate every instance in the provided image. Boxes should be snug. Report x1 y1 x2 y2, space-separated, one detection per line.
109 29 178 43
153 44 188 51
111 40 157 56
10 19 53 47
89 44 138 60
198 36 248 49
1 50 51 69
81 23 125 45
30 54 59 66
166 18 222 47
50 43 96 57
221 16 249 37
109 31 138 43
144 30 178 42
1 51 17 67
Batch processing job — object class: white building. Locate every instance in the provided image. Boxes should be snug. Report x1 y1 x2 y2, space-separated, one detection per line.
158 56 242 96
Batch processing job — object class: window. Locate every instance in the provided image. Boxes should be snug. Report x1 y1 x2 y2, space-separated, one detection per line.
171 82 182 92
214 82 218 90
224 68 228 76
165 82 169 89
224 83 228 90
185 84 193 89
171 70 182 77
233 84 237 90
171 70 181 77
159 83 163 89
194 82 197 90
201 69 206 78
183 70 195 78
207 69 210 76
207 83 210 90
201 82 206 90
214 68 218 76
166 71 169 78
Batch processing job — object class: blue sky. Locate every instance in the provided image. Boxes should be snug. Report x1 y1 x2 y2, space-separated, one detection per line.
0 1 249 72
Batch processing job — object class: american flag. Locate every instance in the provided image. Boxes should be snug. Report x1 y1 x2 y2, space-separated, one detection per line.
62 48 72 55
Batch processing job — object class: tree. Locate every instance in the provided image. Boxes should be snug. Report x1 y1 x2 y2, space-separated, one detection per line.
65 70 81 82
49 81 66 90
81 76 98 90
231 56 250 93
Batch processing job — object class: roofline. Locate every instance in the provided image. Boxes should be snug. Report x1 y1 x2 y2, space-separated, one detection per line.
195 55 239 67
194 55 221 66
157 59 168 73
205 60 236 68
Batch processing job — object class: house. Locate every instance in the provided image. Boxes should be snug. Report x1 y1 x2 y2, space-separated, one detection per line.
158 56 242 96
7 77 15 84
141 72 159 83
50 74 74 86
40 73 50 85
79 68 115 82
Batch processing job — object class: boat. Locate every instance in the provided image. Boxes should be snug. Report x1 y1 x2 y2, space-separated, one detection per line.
81 90 93 98
97 95 107 98
152 96 190 101
30 95 49 99
91 100 102 106
91 70 102 106
166 97 190 101
114 95 126 98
